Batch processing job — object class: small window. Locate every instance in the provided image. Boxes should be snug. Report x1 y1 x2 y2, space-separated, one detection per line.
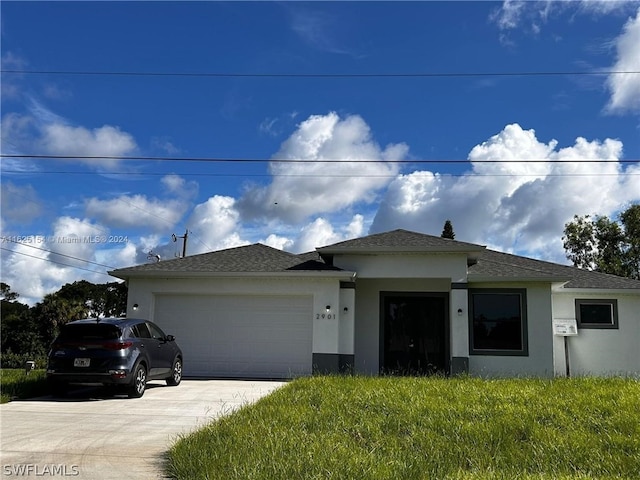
576 299 618 329
469 289 528 356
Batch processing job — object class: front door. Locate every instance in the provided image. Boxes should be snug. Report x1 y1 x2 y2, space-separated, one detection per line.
381 293 448 375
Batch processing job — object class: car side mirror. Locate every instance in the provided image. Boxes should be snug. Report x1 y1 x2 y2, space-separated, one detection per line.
165 334 175 342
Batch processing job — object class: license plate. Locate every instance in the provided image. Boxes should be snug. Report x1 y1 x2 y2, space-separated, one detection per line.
74 358 90 367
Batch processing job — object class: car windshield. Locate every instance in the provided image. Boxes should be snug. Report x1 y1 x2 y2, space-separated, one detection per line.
57 323 122 341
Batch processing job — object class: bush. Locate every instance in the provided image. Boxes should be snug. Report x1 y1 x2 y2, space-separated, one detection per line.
0 352 48 370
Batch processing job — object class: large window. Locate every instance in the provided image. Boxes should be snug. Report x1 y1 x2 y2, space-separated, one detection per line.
575 299 618 329
469 289 528 356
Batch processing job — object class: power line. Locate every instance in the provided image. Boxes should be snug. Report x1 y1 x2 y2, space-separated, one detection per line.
0 247 112 277
1 237 116 270
2 154 638 164
2 169 639 178
1 69 638 78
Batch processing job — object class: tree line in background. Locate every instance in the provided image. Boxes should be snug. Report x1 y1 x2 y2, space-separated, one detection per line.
0 280 127 367
563 204 640 280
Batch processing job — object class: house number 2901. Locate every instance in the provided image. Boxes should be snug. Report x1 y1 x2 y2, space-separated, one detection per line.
316 313 336 319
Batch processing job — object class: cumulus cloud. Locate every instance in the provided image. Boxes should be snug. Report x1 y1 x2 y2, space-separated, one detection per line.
238 112 408 224
605 8 640 114
371 123 639 263
40 123 136 169
290 214 365 253
186 195 249 254
85 194 186 231
1 97 138 170
0 216 118 305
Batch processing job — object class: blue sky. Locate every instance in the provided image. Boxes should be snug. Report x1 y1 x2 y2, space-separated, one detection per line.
1 1 639 304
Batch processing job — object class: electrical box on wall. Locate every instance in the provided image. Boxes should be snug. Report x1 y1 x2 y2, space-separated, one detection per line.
553 318 578 336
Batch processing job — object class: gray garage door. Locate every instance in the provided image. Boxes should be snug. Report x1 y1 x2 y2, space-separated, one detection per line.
153 294 313 378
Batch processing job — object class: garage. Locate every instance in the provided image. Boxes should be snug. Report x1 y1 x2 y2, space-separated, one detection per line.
153 294 313 378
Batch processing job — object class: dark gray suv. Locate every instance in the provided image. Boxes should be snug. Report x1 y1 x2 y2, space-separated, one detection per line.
46 317 183 398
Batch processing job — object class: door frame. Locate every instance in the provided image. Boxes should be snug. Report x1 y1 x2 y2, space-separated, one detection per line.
379 291 450 375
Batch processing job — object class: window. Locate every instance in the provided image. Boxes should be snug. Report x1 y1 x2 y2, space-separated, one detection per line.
131 323 151 338
147 322 167 340
575 299 618 329
469 289 528 356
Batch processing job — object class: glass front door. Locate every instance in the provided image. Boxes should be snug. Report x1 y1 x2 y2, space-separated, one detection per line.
381 293 448 375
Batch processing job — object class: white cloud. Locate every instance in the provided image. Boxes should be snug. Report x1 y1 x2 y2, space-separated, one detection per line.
491 1 638 31
238 112 408 224
1 52 28 99
85 194 186 231
2 97 138 170
186 195 249 254
0 182 43 225
1 217 113 305
41 123 136 168
291 215 365 253
161 174 198 198
262 233 294 251
605 8 640 114
371 123 639 263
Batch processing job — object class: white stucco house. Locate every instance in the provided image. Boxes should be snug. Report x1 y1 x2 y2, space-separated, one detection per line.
110 229 640 379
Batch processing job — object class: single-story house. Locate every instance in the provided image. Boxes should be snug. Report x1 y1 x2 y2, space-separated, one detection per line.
109 229 640 378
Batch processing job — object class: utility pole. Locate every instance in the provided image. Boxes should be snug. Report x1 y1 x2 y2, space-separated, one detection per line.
172 229 189 257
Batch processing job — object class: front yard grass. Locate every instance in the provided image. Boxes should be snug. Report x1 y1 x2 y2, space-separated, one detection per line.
167 376 639 480
0 369 48 403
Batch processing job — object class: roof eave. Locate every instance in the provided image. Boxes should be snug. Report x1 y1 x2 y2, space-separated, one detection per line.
109 269 356 280
553 285 640 294
468 275 572 284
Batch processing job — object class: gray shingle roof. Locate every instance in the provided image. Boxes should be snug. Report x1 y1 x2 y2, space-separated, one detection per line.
471 249 640 289
110 243 343 277
110 229 640 290
318 229 485 252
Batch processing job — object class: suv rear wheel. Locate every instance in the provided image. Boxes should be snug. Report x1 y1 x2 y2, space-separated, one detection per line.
166 358 182 386
127 364 147 398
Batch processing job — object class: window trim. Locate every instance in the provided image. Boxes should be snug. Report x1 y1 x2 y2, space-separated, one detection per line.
468 288 528 356
575 299 618 329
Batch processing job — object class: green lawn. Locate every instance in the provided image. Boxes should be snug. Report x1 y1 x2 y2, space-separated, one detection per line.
167 376 639 480
0 369 48 403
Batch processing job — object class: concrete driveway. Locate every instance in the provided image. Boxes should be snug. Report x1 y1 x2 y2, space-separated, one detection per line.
0 379 285 479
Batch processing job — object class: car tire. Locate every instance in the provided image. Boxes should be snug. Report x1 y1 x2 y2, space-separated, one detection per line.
166 358 182 386
127 363 147 398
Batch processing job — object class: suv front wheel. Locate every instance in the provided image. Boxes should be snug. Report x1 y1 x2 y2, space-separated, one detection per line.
127 363 147 398
166 358 182 386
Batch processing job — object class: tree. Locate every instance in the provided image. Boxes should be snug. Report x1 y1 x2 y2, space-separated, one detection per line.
563 204 640 279
1 282 19 301
0 280 129 359
441 220 455 240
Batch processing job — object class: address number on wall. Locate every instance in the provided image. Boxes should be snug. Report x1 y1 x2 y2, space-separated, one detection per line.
316 313 337 319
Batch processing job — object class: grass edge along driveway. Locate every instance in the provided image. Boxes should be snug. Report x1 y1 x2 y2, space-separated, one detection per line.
167 375 639 480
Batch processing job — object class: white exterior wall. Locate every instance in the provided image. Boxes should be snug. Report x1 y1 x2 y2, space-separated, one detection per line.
552 291 640 376
334 253 469 375
332 253 468 282
450 288 469 359
468 283 555 377
126 275 353 358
